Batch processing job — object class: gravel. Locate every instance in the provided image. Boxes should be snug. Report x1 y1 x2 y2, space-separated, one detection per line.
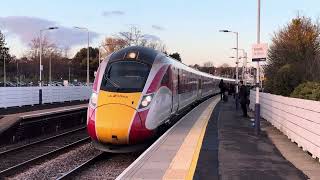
11 143 99 180
0 129 87 172
10 143 140 180
73 152 140 180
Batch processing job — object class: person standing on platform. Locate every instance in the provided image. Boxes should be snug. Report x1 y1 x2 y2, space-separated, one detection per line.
239 80 249 117
219 79 225 100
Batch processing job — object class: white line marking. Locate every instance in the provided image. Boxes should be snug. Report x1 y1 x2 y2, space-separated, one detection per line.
21 105 88 119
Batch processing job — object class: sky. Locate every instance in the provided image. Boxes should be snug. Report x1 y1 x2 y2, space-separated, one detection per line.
1 0 320 66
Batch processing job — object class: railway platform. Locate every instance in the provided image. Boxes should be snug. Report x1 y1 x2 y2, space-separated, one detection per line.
117 96 310 180
0 103 88 135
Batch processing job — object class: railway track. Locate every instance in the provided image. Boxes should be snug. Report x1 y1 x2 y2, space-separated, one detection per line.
0 126 86 155
0 127 90 177
56 152 106 180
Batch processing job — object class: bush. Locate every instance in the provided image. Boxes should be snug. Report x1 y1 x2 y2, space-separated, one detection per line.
270 64 300 96
290 82 320 101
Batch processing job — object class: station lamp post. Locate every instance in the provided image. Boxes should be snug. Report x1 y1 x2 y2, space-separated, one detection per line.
255 0 261 135
220 29 239 109
39 27 58 87
232 48 248 84
74 26 90 86
98 45 102 65
3 54 6 87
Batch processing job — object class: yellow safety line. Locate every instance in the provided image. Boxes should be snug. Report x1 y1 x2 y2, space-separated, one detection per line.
162 98 218 180
186 117 210 180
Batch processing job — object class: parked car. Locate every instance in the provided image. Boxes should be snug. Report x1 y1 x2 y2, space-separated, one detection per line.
0 81 16 87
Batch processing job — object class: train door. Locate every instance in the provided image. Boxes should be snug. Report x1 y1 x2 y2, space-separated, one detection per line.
171 67 179 114
197 76 202 99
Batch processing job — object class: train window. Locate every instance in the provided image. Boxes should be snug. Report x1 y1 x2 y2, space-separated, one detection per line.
161 70 169 85
100 61 150 92
178 70 184 94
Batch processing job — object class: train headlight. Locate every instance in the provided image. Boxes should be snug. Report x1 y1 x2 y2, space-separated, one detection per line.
139 94 154 109
90 92 98 108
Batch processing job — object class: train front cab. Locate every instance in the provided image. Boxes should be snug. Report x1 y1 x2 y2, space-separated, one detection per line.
87 50 160 152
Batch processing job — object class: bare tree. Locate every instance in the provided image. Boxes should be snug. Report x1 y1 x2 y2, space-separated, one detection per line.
102 37 127 56
146 41 166 52
103 25 167 54
63 46 70 58
26 35 61 62
118 25 144 46
221 63 230 68
203 61 214 67
215 63 235 78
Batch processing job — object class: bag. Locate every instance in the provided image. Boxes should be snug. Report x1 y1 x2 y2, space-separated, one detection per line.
223 93 228 102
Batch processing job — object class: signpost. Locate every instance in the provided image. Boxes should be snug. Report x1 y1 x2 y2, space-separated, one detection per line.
252 43 268 61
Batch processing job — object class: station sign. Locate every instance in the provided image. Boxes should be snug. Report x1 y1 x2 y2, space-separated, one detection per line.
252 43 268 62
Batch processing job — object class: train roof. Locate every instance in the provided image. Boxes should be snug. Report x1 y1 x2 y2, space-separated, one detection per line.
109 46 158 65
110 46 236 83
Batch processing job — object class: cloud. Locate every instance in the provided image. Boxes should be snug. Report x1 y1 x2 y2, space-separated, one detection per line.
143 34 161 41
102 11 125 17
151 25 165 31
0 16 99 47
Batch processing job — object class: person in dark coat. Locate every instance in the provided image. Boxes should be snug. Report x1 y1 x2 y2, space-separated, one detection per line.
239 80 249 117
219 79 225 100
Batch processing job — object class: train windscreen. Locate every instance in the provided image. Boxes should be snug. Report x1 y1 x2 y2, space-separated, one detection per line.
100 61 150 92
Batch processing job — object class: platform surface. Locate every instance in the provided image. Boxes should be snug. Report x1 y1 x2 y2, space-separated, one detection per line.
195 98 308 180
0 103 88 134
117 96 310 180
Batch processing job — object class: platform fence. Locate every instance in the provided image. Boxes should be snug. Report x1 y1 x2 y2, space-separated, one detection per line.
249 90 320 161
0 86 92 108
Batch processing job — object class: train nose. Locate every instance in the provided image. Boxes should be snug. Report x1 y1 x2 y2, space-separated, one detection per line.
95 104 138 144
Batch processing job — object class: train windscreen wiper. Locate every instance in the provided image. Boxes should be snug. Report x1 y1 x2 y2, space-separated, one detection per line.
105 76 120 88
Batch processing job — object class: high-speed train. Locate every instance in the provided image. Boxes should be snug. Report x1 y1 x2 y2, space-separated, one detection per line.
87 46 235 152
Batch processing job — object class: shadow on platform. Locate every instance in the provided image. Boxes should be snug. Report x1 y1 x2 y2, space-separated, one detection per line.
194 97 308 180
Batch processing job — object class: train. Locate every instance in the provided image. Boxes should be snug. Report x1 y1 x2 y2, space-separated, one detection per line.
87 46 235 153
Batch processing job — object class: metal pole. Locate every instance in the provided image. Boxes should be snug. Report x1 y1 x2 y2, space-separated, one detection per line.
16 59 19 86
241 51 247 82
49 53 52 84
98 46 101 65
39 30 42 87
3 55 6 87
39 27 58 86
68 65 71 83
242 61 244 81
255 0 261 135
235 32 239 110
243 52 247 85
87 30 89 86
